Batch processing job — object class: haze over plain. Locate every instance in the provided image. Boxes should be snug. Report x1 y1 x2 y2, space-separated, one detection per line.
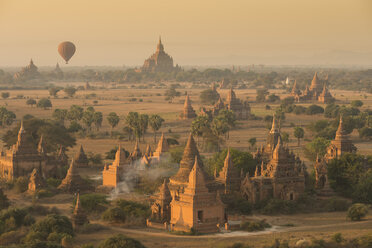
0 0 371 66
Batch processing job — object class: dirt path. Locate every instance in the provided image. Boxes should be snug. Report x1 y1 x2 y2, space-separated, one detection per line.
101 218 372 239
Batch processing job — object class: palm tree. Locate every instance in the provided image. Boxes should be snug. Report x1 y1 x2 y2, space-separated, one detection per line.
149 114 164 143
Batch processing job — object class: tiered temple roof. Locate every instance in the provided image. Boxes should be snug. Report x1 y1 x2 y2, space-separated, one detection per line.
72 193 89 227
325 116 357 161
58 159 87 193
74 145 89 167
141 37 177 73
180 94 196 119
153 133 169 158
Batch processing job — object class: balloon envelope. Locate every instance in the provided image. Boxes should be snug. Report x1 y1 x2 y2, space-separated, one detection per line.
58 41 76 64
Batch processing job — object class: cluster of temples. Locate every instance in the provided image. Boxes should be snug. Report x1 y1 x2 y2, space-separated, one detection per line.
200 85 251 120
102 133 170 188
0 122 67 180
291 72 334 103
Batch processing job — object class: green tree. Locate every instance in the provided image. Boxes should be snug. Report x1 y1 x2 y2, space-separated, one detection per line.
191 115 211 146
67 105 84 122
217 109 236 139
199 89 220 105
37 98 52 110
256 89 268 102
164 86 181 102
107 112 120 136
347 203 368 221
0 107 16 127
139 114 149 142
52 109 68 125
64 86 77 98
2 118 76 153
26 98 37 107
304 137 330 161
306 104 324 115
48 87 61 97
82 107 95 131
148 114 164 143
98 234 146 248
206 148 257 176
248 137 257 149
351 100 363 108
293 127 304 146
93 112 103 131
1 92 9 99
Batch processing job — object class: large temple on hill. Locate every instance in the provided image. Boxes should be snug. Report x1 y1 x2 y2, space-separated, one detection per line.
291 72 334 103
14 59 40 81
141 37 179 73
325 116 357 161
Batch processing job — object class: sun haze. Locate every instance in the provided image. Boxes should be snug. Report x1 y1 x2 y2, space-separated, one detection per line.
0 0 371 66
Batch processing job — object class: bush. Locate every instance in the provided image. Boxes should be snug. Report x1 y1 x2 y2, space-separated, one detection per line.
14 176 29 193
0 229 27 246
240 220 271 232
47 178 62 188
77 223 105 234
324 198 350 212
23 214 73 244
98 234 146 248
351 100 363 108
261 199 297 215
101 200 150 225
73 194 109 214
347 203 369 221
306 105 324 115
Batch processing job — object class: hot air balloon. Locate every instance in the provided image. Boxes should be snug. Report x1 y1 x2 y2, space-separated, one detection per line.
58 41 76 64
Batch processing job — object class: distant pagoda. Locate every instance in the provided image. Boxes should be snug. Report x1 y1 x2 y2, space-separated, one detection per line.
141 37 179 73
180 94 196 120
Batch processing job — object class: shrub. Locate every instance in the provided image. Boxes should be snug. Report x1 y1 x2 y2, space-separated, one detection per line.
73 194 109 214
351 100 363 108
98 234 146 248
14 176 29 193
101 200 150 225
47 178 62 188
347 203 368 221
306 105 324 115
332 233 344 243
261 199 297 215
24 214 73 244
77 223 105 234
240 220 271 232
0 229 27 246
324 198 350 212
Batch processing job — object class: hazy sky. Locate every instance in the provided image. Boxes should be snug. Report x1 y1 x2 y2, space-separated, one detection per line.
0 0 372 66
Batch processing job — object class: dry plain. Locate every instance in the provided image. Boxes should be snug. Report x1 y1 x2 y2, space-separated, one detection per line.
1 82 372 247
